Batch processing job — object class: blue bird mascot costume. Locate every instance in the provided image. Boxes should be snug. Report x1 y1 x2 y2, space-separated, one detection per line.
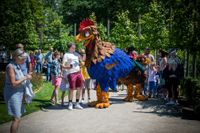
76 19 149 108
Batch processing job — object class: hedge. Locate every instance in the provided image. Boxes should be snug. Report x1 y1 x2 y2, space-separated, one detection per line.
180 77 200 114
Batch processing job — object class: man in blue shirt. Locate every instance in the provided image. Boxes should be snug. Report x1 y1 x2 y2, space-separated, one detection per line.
45 47 53 81
35 49 43 73
16 43 32 75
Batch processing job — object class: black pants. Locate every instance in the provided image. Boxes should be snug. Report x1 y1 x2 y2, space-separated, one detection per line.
166 77 179 99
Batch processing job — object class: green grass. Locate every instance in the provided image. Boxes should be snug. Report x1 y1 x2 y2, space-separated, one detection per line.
0 82 64 124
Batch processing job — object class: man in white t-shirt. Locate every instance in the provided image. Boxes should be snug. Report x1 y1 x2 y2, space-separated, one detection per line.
62 42 84 110
142 47 155 95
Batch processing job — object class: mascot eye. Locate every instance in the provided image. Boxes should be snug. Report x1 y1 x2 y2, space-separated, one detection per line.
85 31 90 37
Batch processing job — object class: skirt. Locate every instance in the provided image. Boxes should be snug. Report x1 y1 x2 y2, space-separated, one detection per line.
6 92 25 118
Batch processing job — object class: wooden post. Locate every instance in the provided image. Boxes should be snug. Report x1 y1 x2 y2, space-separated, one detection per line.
186 49 189 77
138 13 141 54
74 23 77 36
192 51 197 78
107 18 110 38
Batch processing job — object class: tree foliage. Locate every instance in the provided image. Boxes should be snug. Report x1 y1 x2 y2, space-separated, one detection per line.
0 0 199 53
0 0 74 51
0 0 39 50
89 12 107 41
167 0 200 51
141 0 169 50
109 11 137 49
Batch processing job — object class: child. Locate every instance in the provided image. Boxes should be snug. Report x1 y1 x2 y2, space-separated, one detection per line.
80 49 95 103
155 68 161 98
50 51 62 105
148 63 157 98
81 62 96 103
60 67 69 106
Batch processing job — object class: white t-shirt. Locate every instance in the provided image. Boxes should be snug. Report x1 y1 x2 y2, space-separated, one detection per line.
148 69 157 82
62 52 80 74
159 57 167 71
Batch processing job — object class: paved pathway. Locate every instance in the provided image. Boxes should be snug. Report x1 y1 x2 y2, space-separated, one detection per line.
0 89 200 133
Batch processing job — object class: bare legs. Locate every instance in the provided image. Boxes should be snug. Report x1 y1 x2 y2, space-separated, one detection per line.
69 88 82 102
61 91 66 106
82 88 91 102
10 117 20 133
50 86 59 104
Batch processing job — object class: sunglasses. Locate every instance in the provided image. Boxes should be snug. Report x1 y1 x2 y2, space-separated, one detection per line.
17 51 24 56
17 46 24 49
17 52 26 60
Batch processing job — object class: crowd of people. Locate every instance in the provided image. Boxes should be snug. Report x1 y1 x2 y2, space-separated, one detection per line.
127 46 183 105
18 43 96 109
3 42 184 133
3 43 96 133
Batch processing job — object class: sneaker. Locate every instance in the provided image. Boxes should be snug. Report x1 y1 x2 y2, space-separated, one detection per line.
81 99 85 104
74 103 83 109
68 102 73 110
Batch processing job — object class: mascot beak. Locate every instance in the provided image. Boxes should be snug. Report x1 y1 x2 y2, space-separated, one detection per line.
75 34 82 42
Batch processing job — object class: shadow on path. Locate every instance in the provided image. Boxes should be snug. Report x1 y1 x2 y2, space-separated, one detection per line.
108 90 200 120
133 98 181 117
132 98 200 121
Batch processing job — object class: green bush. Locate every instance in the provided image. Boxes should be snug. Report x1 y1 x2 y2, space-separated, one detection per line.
31 73 44 92
180 77 200 114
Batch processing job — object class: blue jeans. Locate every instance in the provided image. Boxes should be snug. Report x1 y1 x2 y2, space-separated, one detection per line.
142 81 148 95
148 81 156 95
36 62 42 73
46 63 52 81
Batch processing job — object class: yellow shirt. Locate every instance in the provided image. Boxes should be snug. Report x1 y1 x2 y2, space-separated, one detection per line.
80 61 90 80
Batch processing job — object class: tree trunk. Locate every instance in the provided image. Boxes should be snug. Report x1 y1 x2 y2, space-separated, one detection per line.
192 51 197 78
138 13 141 54
183 49 186 77
38 28 43 50
74 23 77 36
186 49 189 77
107 18 110 38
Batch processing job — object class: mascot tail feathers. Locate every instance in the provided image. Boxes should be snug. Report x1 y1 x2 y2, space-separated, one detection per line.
132 60 145 72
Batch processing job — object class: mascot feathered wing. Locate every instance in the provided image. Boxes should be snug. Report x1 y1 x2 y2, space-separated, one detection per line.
76 19 147 108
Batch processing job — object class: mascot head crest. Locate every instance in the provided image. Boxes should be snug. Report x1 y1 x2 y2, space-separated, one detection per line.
79 19 95 32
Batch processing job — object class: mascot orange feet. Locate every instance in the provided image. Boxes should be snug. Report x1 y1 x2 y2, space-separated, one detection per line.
95 91 110 108
124 84 134 102
133 83 147 101
124 83 147 102
88 84 110 108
